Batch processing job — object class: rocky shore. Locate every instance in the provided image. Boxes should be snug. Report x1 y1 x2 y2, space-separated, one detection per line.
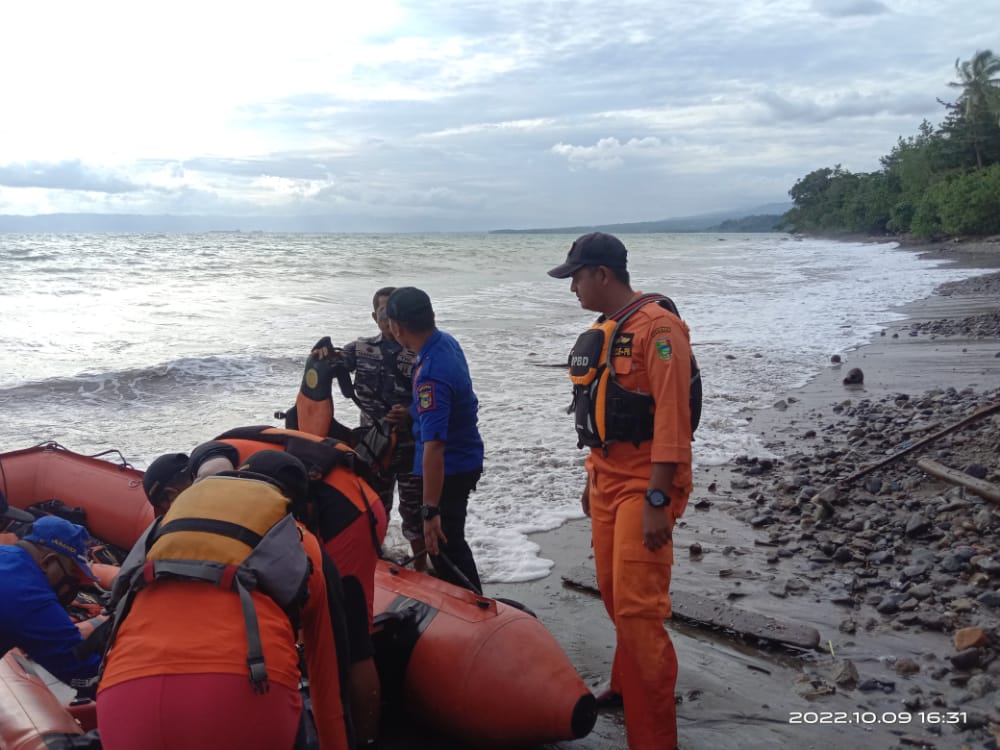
386 240 1000 750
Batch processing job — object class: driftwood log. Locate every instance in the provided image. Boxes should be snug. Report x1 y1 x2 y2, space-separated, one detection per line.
822 400 1000 491
916 457 1000 504
561 563 820 651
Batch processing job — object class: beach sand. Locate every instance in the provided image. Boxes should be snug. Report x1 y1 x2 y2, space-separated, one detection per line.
384 238 1000 750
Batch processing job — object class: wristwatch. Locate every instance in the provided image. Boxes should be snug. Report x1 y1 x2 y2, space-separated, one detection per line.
420 504 441 520
645 488 670 509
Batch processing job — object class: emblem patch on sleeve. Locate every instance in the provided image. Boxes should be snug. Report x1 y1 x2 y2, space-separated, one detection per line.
654 338 672 361
417 382 435 411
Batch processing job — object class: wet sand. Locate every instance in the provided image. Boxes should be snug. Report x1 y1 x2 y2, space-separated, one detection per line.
387 238 1000 750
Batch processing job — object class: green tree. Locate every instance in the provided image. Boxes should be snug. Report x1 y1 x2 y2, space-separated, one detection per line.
947 49 1000 167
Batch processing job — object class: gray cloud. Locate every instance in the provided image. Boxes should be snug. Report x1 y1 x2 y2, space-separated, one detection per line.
812 0 889 17
755 90 937 124
0 161 140 193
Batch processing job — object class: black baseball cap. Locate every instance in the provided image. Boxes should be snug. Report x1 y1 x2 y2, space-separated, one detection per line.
142 453 190 505
227 450 310 504
547 232 628 278
188 441 241 478
385 287 433 325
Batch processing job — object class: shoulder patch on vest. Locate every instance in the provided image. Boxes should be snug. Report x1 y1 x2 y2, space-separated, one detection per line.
417 382 435 411
652 325 671 335
654 338 673 361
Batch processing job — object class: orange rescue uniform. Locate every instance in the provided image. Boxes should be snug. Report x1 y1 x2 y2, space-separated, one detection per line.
98 526 350 750
585 292 692 750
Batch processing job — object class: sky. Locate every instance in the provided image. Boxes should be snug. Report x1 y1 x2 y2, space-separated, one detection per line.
0 0 996 231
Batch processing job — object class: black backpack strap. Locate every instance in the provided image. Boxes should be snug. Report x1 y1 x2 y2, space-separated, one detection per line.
156 518 264 548
236 578 270 694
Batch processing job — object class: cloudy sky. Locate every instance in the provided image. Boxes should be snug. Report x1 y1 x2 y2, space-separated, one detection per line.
0 1 995 231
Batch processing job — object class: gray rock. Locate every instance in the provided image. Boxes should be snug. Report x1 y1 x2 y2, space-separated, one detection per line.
901 563 930 579
904 514 931 537
971 555 1000 574
831 659 859 688
868 549 894 565
964 463 988 480
949 648 982 670
939 554 967 573
842 367 864 385
907 583 934 600
877 594 904 614
916 611 948 631
965 674 995 697
977 590 1000 607
832 546 854 563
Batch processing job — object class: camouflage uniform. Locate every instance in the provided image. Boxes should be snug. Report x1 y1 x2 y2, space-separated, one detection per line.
342 335 422 540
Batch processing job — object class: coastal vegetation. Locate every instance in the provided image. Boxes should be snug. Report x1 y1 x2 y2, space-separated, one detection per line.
784 49 1000 239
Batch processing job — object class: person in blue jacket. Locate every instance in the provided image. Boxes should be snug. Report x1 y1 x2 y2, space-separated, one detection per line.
0 514 100 683
385 286 485 590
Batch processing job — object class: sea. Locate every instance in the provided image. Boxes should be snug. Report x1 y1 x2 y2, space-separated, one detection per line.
0 232 981 582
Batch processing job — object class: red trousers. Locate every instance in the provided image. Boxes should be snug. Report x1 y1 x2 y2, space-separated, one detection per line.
97 673 302 750
591 473 678 750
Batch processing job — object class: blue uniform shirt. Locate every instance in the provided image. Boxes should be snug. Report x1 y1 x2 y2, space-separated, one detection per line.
0 545 100 683
410 329 484 476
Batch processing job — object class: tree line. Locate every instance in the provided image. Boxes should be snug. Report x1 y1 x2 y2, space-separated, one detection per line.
783 50 1000 238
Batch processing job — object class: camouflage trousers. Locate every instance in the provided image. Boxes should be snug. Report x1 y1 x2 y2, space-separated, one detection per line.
368 441 423 541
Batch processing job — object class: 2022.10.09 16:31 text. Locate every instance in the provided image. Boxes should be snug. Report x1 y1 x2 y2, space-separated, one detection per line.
788 711 967 725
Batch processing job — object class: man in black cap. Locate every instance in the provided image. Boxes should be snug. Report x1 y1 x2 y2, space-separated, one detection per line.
385 286 485 591
548 232 695 750
142 452 191 518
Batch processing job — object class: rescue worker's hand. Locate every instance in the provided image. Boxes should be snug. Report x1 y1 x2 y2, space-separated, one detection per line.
310 336 342 361
642 504 672 551
384 404 411 426
424 516 447 556
581 481 591 517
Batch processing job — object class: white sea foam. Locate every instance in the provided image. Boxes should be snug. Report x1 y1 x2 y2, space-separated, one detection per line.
0 232 983 582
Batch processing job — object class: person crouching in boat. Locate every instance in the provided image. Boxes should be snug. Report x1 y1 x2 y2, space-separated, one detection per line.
0 514 101 684
97 450 354 750
196 428 386 749
141 452 192 518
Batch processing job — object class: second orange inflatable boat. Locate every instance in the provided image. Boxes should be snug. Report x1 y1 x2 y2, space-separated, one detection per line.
0 442 597 747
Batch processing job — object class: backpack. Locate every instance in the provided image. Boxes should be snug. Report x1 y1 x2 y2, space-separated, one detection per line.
104 475 311 693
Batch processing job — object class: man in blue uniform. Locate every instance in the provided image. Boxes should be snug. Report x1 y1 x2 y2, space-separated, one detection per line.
384 286 485 590
0 514 101 683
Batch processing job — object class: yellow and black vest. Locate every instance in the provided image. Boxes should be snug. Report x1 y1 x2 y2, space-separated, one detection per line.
568 293 701 451
106 477 311 693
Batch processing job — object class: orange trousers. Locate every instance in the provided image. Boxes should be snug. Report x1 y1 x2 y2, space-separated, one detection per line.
590 471 678 750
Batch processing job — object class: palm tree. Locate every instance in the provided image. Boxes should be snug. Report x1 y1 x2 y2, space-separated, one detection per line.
948 49 1000 167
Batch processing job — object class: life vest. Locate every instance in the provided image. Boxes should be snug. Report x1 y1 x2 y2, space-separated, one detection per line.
294 354 340 441
105 476 312 694
291 351 399 477
213 426 385 556
568 293 702 451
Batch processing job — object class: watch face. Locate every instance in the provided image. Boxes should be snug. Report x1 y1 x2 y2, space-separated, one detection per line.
646 489 669 508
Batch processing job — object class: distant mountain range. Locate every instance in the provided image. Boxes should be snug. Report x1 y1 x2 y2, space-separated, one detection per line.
490 203 792 234
0 203 793 234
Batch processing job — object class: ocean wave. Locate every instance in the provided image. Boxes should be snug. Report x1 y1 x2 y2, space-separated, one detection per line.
0 355 302 404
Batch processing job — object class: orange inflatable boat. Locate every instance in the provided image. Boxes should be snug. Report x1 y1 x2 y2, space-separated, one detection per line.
0 442 596 747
